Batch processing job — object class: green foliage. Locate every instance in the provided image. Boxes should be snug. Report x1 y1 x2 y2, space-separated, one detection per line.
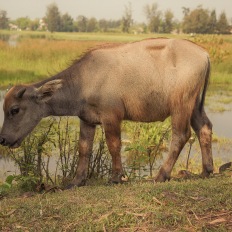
14 17 31 30
124 121 171 178
0 175 17 197
191 35 229 63
13 173 39 191
8 119 55 188
54 117 79 185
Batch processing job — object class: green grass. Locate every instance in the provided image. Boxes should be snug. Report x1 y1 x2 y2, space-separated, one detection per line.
1 176 231 231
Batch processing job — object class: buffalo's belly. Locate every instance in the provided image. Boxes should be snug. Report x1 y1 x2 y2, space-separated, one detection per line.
122 98 170 122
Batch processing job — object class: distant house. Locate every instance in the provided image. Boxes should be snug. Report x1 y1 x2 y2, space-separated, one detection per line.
38 19 47 31
9 23 20 31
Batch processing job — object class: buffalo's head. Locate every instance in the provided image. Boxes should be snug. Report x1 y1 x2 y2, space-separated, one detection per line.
0 80 62 148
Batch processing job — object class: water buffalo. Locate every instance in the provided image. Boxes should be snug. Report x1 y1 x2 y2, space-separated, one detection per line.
0 38 213 186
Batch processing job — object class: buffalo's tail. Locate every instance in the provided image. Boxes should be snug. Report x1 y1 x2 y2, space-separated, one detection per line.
199 56 211 113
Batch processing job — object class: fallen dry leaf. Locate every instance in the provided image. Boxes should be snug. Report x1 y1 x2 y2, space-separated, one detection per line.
208 218 227 225
152 197 163 205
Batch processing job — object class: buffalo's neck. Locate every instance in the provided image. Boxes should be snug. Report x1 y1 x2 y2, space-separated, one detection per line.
34 68 82 117
46 83 81 117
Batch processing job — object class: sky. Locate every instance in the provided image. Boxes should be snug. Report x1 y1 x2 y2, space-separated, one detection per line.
1 0 232 23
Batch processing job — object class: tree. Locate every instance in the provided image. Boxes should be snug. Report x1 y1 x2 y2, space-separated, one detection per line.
162 10 174 33
121 2 133 33
76 15 87 32
86 17 98 32
0 10 9 29
61 13 73 32
182 6 210 34
15 17 31 30
99 19 108 32
29 19 40 31
144 3 162 33
217 12 230 34
182 7 190 17
208 10 217 34
45 3 61 32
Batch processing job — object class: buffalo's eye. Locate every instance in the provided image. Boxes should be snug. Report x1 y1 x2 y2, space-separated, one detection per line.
10 107 20 116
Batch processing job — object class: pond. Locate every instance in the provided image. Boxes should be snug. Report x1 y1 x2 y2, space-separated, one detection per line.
0 89 232 181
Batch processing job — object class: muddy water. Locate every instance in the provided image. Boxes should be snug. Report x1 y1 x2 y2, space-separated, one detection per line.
0 90 232 181
207 109 232 138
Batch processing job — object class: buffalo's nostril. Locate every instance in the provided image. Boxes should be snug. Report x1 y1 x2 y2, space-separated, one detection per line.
0 137 5 145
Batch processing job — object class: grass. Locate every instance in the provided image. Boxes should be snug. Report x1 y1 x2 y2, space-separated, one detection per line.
0 38 104 88
0 176 232 231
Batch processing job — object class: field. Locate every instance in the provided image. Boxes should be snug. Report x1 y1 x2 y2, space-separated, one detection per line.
0 31 232 88
0 31 232 231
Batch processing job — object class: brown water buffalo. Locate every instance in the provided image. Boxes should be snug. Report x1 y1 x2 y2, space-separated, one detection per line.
0 38 213 186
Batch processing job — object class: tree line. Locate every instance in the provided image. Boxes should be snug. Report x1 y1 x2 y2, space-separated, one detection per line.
0 3 231 34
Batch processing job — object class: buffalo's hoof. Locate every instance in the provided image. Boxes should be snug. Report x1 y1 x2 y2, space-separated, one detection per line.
154 170 170 183
109 173 125 184
65 179 86 189
201 169 213 178
65 184 77 190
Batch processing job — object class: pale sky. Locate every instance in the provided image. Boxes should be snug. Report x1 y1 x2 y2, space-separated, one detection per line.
1 0 232 23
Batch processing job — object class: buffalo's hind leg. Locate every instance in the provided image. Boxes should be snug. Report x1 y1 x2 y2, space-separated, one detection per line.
191 107 213 177
103 120 124 184
70 120 96 187
155 112 191 182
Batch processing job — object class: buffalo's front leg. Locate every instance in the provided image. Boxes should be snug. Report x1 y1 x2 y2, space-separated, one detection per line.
70 120 96 187
103 120 124 184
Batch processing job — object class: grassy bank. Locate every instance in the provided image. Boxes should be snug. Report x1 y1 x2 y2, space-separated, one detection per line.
1 176 232 231
0 31 232 88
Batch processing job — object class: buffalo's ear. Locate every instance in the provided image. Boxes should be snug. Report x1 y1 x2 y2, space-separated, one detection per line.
16 87 26 99
35 79 63 102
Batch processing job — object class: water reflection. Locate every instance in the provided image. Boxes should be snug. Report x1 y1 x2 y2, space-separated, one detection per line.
7 34 19 47
207 108 232 138
0 155 18 179
0 33 19 47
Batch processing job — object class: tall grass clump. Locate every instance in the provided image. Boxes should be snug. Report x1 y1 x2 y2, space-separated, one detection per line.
191 35 232 85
